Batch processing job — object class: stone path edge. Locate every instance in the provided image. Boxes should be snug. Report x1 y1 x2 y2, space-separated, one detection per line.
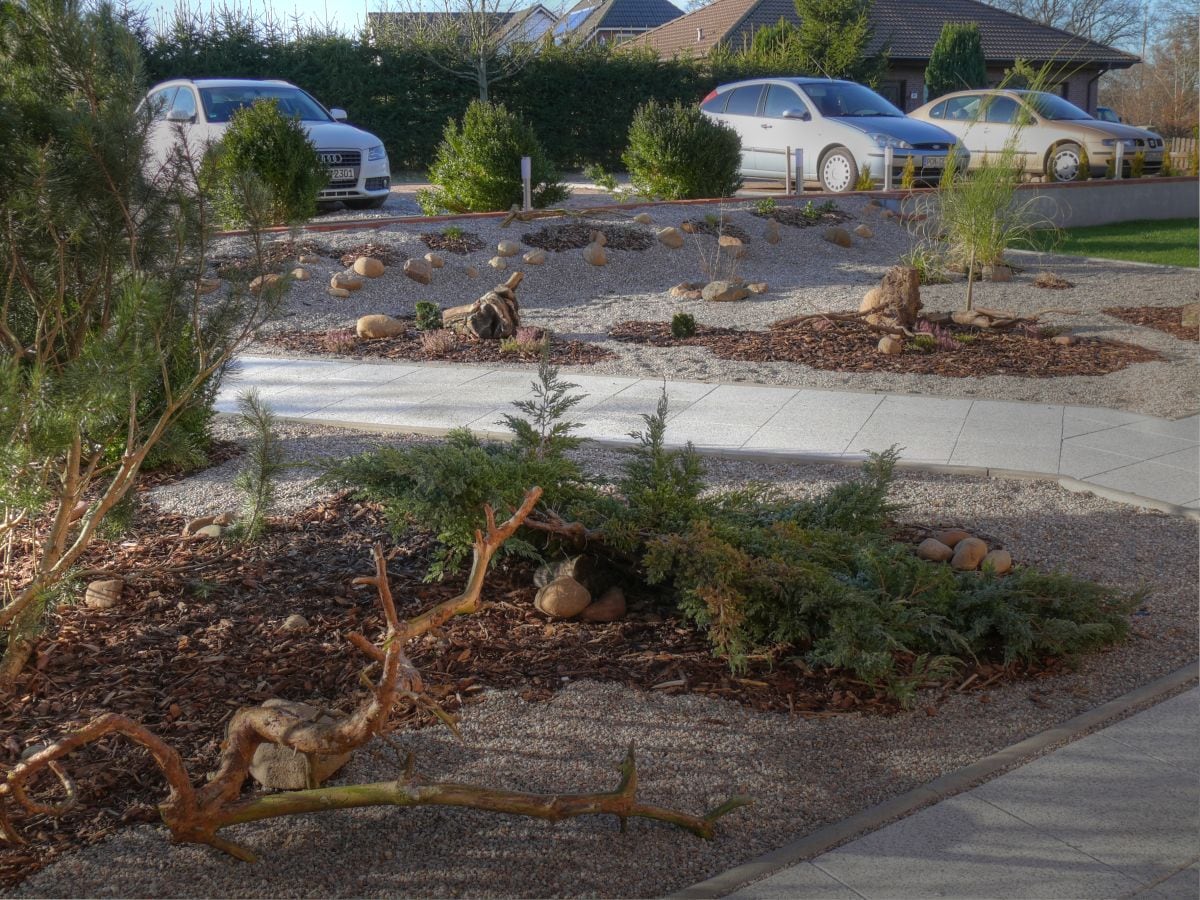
219 412 1200 522
667 661 1200 900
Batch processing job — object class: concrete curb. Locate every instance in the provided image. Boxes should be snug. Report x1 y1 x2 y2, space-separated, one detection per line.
668 661 1200 900
239 413 1200 521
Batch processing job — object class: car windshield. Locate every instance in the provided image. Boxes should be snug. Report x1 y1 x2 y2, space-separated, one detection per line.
1023 92 1092 121
799 82 903 118
198 86 330 123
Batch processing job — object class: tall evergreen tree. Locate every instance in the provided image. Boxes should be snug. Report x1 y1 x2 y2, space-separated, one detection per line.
793 0 887 85
925 22 988 99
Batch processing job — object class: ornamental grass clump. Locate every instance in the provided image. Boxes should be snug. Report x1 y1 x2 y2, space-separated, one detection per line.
327 365 1136 703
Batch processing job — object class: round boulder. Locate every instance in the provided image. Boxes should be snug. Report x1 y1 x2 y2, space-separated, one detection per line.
583 242 607 266
823 227 853 248
496 240 521 258
84 578 124 610
916 538 953 562
935 528 971 548
356 314 404 339
353 256 385 278
402 258 432 285
580 587 626 623
951 537 989 571
534 577 591 619
424 252 445 269
523 249 546 265
877 335 903 355
982 549 1013 575
657 227 684 249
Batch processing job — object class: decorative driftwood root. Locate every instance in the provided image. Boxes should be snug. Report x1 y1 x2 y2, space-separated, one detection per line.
0 487 749 862
923 305 1080 331
442 271 524 339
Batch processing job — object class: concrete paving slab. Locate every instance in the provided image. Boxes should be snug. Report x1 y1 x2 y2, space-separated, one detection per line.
675 385 798 426
1058 444 1147 479
1120 415 1200 443
869 394 973 421
725 862 863 899
1151 447 1200 474
324 362 422 384
949 439 1062 473
1152 862 1199 899
743 425 858 454
1066 426 1199 461
1079 689 1198 774
807 794 1145 899
665 420 759 449
1087 461 1200 507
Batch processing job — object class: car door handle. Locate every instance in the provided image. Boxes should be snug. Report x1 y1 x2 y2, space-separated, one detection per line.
761 123 773 129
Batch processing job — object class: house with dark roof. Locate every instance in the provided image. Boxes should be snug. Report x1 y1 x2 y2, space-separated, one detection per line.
554 0 685 45
628 0 1138 113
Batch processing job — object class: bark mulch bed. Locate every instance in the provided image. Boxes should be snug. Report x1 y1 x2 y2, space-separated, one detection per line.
1103 305 1198 342
265 323 615 366
521 222 655 252
213 239 327 276
610 317 1162 377
749 201 853 230
421 230 487 255
5 496 1014 887
681 219 752 243
336 242 400 267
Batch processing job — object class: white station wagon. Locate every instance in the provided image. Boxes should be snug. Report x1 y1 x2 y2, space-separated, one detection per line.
701 77 967 192
142 78 392 209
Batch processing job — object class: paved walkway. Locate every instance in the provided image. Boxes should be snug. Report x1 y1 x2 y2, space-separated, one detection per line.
724 688 1199 899
219 356 1200 513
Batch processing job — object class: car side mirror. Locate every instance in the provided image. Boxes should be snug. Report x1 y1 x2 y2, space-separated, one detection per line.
330 107 348 122
166 109 194 124
782 108 811 121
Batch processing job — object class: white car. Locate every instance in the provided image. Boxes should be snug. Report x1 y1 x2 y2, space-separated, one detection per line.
701 77 967 192
143 78 392 209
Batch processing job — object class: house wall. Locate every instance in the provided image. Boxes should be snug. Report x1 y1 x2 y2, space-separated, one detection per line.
879 64 1104 113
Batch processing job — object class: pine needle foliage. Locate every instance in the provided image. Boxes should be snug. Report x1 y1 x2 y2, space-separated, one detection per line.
329 380 1136 700
232 390 285 542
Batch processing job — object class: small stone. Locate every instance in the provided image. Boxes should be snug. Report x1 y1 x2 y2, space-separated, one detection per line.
590 230 607 247
488 256 507 270
356 314 404 339
197 277 221 295
534 577 591 619
328 287 351 298
657 227 685 249
859 287 884 313
496 240 521 258
299 254 323 265
670 282 700 298
718 234 746 259
702 281 750 302
522 249 546 265
982 549 1013 574
583 242 607 266
183 514 215 536
823 227 853 248
935 529 971 548
877 335 903 355
580 587 626 623
402 258 432 285
854 224 874 239
747 282 768 294
290 267 309 281
986 264 1013 282
951 537 989 571
353 256 385 278
680 221 696 234
916 538 953 562
281 614 309 631
250 273 281 294
1182 302 1199 328
633 212 653 225
764 219 781 244
84 578 124 610
1051 335 1077 346
196 524 223 539
465 266 480 279
330 272 362 292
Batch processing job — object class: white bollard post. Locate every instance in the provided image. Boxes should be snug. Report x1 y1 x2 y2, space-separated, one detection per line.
784 145 792 195
521 156 532 210
793 149 804 193
1113 143 1124 179
883 146 894 191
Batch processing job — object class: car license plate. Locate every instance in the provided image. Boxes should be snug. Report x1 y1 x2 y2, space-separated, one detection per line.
923 156 945 168
328 167 355 181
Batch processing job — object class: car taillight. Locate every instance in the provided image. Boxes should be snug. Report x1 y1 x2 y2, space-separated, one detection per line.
702 89 718 105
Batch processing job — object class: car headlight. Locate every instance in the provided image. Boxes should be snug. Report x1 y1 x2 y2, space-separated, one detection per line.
868 133 912 150
367 144 387 162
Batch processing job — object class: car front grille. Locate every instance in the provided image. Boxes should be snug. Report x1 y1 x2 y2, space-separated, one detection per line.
911 142 952 152
319 149 361 188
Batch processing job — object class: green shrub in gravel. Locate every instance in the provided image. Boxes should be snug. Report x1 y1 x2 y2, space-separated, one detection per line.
418 101 570 214
671 312 697 339
207 99 327 227
622 101 743 200
327 370 1136 701
414 301 442 331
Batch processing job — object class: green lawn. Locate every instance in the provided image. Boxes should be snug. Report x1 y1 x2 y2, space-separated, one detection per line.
1029 218 1199 268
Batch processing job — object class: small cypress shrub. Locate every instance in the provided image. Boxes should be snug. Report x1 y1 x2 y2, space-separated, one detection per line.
855 164 875 191
418 101 569 214
623 101 743 200
1189 142 1199 177
1130 150 1145 178
1160 149 1174 177
1076 146 1091 181
671 312 697 339
900 155 917 189
415 300 442 331
1105 156 1116 178
207 99 327 227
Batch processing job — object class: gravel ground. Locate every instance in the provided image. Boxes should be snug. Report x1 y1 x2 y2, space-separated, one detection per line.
224 198 1199 419
23 422 1190 898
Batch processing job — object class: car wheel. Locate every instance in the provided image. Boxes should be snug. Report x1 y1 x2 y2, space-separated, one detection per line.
820 147 859 193
1048 142 1083 182
344 196 388 210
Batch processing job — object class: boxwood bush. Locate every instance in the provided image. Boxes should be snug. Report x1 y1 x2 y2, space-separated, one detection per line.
418 101 569 214
206 99 327 227
622 100 743 200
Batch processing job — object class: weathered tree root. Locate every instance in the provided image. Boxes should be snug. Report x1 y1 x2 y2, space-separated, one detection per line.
0 487 749 862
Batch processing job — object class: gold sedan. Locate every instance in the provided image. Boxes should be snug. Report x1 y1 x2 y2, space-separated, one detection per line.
909 89 1166 181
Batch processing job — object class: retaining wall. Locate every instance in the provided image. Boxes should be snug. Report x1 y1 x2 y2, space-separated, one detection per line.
1011 176 1199 228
